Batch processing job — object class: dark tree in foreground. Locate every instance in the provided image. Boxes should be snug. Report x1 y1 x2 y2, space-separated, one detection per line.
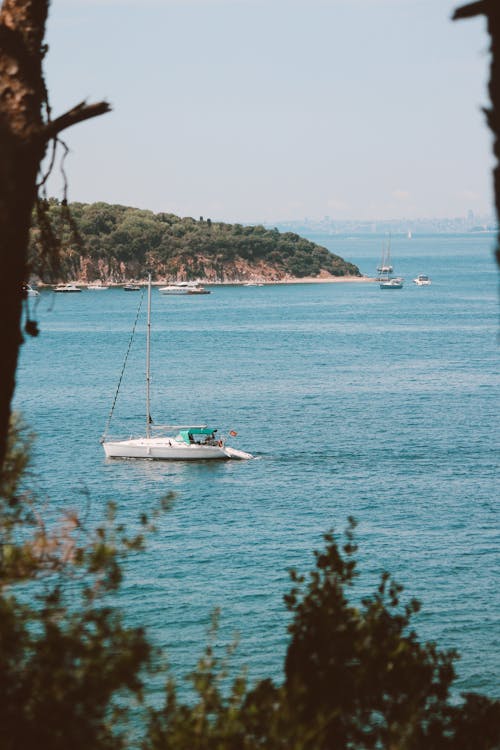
144 520 500 750
454 1 500 268
0 419 163 750
0 0 110 470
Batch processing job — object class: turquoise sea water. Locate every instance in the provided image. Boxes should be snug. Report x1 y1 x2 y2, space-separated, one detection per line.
15 233 499 700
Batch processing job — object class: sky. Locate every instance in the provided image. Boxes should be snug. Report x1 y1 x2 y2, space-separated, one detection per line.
43 0 493 223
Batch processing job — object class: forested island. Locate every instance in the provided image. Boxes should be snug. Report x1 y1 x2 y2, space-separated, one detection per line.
29 200 361 283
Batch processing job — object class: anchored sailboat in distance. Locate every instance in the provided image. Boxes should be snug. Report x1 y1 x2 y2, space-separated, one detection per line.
101 274 253 460
377 236 404 289
377 236 393 275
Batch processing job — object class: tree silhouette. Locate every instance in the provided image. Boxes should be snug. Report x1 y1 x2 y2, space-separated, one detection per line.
453 1 500 268
143 521 500 749
0 0 110 469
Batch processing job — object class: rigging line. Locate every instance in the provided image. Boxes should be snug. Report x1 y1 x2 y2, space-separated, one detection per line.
101 287 146 442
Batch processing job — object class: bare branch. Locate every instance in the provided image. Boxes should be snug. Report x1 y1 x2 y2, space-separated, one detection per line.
453 1 488 20
43 100 111 142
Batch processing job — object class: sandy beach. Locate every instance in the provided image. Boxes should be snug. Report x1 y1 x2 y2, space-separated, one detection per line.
37 275 376 288
271 275 375 284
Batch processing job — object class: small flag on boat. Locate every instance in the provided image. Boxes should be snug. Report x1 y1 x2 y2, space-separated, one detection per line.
229 430 238 437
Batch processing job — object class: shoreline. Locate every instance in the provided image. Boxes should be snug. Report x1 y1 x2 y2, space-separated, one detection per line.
37 275 376 288
268 275 374 284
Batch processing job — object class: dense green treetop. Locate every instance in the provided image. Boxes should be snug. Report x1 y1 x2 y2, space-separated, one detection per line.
29 200 361 282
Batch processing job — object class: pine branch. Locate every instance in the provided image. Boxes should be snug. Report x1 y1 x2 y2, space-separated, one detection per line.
453 1 488 20
43 100 111 141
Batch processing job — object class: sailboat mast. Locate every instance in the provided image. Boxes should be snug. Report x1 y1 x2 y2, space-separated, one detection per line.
146 273 152 439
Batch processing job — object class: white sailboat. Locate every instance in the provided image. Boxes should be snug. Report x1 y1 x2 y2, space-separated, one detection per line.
101 275 252 461
377 236 404 289
377 237 393 275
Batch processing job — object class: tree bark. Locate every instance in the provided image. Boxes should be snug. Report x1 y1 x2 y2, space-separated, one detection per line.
0 0 50 471
0 0 109 471
454 1 500 269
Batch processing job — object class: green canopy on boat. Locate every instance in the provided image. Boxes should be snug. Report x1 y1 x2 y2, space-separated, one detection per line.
177 427 217 443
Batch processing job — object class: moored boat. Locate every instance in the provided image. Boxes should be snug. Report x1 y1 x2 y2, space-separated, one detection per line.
103 427 251 460
101 275 251 461
377 237 403 289
54 283 81 293
380 277 404 289
159 281 210 295
22 283 40 297
377 237 393 275
413 274 431 286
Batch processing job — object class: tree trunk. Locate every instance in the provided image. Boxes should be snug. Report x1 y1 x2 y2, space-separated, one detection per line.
454 1 500 268
0 1 109 471
0 0 50 470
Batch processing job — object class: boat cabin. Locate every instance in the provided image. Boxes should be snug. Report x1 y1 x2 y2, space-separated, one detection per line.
176 427 220 446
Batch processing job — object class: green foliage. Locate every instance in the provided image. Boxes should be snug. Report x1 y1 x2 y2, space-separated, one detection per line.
146 610 250 750
0 596 151 750
143 519 500 750
283 519 456 748
0 419 172 750
2 426 499 749
29 201 361 281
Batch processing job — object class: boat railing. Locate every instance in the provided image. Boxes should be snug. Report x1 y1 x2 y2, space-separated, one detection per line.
100 433 144 442
150 424 208 433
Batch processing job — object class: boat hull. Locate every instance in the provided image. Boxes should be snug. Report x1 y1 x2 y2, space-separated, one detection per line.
103 438 252 460
159 283 210 295
380 279 403 289
159 290 192 295
159 290 210 295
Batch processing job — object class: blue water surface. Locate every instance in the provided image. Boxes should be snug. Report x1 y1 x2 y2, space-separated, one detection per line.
15 233 499 701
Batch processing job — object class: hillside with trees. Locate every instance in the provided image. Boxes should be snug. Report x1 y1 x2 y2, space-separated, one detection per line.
29 200 361 283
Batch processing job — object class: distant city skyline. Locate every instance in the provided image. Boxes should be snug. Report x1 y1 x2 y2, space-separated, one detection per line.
263 210 498 236
45 1 494 224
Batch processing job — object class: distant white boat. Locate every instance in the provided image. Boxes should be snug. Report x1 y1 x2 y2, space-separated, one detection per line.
377 237 393 275
87 282 109 290
413 274 431 286
102 275 252 461
380 277 404 289
123 283 141 291
159 281 210 295
23 283 39 297
377 237 403 288
54 283 81 293
407 230 413 239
